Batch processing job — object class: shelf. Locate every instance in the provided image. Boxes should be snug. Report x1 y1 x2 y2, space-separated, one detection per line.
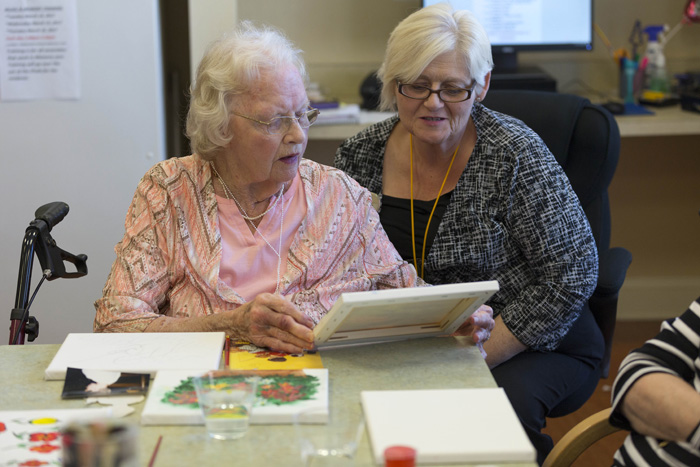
308 106 700 141
614 106 700 138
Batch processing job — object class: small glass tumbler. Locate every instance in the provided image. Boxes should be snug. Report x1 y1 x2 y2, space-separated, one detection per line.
193 370 259 440
294 406 365 466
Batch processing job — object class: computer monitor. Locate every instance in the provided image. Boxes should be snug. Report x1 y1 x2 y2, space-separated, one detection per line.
422 0 593 75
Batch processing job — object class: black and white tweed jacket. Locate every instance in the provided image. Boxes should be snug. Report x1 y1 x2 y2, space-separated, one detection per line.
334 103 599 351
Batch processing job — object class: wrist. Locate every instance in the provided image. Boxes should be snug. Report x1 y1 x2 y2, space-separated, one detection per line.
226 303 248 339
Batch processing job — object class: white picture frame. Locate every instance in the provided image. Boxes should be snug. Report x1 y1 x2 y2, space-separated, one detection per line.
314 281 499 349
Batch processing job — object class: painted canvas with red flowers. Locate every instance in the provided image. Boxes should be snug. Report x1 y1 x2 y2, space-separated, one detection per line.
141 369 328 425
0 407 111 466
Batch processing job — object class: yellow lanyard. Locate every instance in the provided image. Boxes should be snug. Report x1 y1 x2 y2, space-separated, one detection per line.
409 134 459 278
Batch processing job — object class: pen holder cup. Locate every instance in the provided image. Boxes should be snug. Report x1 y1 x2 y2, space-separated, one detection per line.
620 60 637 104
619 59 643 104
61 419 139 467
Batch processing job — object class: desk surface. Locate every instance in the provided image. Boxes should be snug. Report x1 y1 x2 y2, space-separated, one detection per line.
614 105 700 138
307 106 700 141
1 338 535 467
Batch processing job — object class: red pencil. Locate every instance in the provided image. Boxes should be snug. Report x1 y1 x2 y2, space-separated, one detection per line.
224 335 230 367
148 435 162 467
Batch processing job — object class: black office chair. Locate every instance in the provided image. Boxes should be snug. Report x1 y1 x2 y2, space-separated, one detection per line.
481 90 633 415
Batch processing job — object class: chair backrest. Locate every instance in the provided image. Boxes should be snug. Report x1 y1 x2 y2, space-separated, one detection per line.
482 90 630 381
481 90 621 255
542 408 623 467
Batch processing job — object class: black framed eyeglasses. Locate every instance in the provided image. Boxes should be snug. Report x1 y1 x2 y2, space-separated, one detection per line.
232 108 320 135
397 82 474 103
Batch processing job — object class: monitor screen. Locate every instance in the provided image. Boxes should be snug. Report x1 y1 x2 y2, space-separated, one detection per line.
422 0 593 73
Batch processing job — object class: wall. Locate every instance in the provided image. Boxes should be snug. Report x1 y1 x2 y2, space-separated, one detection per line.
188 0 238 79
236 0 418 104
211 0 700 104
0 0 165 344
611 137 700 321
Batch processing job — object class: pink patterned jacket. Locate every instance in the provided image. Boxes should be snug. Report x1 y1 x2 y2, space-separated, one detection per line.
94 155 421 332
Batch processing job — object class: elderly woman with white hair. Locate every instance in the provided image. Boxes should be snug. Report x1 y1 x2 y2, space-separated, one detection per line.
335 3 602 463
94 21 494 358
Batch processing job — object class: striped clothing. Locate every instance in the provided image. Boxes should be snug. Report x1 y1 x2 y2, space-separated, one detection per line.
94 155 421 332
610 297 700 466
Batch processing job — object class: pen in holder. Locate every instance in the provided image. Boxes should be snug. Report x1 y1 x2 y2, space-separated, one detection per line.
620 58 638 105
633 57 648 102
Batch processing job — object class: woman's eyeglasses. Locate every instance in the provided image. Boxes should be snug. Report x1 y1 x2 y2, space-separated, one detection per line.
232 108 320 135
397 82 474 103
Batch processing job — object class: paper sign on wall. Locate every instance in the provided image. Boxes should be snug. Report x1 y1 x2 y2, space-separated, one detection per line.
0 0 81 101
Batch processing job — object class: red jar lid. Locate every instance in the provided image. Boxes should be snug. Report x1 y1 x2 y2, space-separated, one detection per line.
384 445 417 467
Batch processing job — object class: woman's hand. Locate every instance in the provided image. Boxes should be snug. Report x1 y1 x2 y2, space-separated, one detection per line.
230 293 315 354
143 293 314 354
452 305 495 358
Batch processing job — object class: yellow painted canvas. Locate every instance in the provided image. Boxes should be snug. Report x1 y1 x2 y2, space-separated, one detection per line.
226 340 324 370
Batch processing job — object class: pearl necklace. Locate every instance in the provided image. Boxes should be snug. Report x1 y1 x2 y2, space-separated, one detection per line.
211 163 285 294
212 167 283 221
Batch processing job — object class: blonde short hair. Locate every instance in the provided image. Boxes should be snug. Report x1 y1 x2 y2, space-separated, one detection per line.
186 21 307 161
378 2 493 111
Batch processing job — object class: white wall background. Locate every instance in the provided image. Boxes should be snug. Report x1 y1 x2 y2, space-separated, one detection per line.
188 0 237 79
0 0 165 344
